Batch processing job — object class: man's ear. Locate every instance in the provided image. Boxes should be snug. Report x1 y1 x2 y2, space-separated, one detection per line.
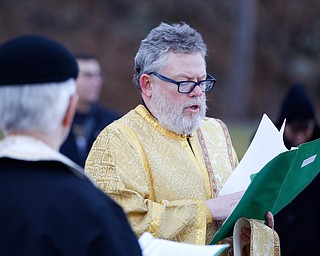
140 74 153 98
62 94 78 128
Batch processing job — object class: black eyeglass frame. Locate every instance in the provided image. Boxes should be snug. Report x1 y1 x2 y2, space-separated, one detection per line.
147 72 216 94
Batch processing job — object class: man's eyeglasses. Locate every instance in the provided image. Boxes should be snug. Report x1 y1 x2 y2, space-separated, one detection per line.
148 72 216 94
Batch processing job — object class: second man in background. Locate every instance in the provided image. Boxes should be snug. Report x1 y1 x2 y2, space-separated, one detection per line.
60 54 120 167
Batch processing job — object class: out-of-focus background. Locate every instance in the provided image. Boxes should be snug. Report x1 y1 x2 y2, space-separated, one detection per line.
1 0 320 159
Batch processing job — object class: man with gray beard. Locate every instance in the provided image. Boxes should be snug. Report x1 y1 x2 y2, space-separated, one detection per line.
85 22 274 254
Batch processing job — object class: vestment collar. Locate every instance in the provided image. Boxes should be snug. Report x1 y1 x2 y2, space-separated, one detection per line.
0 135 86 179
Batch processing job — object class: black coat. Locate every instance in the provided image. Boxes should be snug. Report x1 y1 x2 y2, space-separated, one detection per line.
60 104 120 167
0 158 142 256
274 172 320 256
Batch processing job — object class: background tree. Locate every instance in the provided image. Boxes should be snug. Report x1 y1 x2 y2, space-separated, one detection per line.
1 0 320 124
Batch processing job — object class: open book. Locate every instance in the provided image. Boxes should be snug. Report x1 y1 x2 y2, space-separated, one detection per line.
211 114 320 244
138 232 229 256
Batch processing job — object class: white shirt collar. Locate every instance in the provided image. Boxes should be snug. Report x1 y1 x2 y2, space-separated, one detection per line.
0 135 86 179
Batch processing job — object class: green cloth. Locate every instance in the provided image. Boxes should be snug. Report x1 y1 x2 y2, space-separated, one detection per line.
211 138 320 244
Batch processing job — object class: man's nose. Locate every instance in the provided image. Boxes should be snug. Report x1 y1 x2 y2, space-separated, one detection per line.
189 84 203 97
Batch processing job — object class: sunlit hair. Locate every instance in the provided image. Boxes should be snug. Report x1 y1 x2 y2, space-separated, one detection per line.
0 79 76 135
133 22 207 91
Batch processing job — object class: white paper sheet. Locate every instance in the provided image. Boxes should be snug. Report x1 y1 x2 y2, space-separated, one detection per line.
219 114 288 196
138 232 229 256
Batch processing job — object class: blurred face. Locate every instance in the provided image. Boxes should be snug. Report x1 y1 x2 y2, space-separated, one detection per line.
148 52 207 135
76 59 103 109
284 120 315 148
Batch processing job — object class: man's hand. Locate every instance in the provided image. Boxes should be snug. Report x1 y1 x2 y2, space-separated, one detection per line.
205 190 245 220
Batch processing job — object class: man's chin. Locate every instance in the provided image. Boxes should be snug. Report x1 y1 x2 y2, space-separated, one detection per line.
180 118 203 134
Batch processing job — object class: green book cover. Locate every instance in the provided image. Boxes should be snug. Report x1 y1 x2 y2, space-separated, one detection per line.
211 138 320 244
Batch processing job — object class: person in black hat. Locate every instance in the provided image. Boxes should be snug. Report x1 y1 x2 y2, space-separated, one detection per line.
274 83 320 255
275 83 320 149
0 35 142 256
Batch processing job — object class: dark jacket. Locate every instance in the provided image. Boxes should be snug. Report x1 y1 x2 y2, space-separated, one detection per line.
274 172 320 255
60 103 120 167
0 158 141 256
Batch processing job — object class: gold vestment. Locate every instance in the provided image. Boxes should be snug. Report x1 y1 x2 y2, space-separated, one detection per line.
85 105 238 245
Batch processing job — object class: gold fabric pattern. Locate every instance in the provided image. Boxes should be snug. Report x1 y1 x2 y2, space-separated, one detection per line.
113 122 156 201
250 219 280 256
216 119 237 171
233 217 280 256
273 229 281 256
85 105 238 244
196 128 217 197
196 128 225 236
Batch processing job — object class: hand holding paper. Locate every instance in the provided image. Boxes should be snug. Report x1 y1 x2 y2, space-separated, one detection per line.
211 114 320 244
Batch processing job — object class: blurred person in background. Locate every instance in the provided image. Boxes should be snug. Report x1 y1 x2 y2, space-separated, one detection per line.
275 83 320 149
0 35 141 256
60 54 120 167
274 83 320 255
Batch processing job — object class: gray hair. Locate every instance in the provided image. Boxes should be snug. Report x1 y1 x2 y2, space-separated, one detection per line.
133 22 207 91
0 79 76 135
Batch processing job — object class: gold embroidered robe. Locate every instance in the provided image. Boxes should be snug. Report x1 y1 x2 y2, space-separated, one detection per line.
85 105 238 245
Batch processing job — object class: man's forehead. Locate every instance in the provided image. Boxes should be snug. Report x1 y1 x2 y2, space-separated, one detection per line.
77 60 100 71
161 52 206 76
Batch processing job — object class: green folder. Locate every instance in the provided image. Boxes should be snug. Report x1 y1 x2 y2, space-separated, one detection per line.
211 138 320 244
